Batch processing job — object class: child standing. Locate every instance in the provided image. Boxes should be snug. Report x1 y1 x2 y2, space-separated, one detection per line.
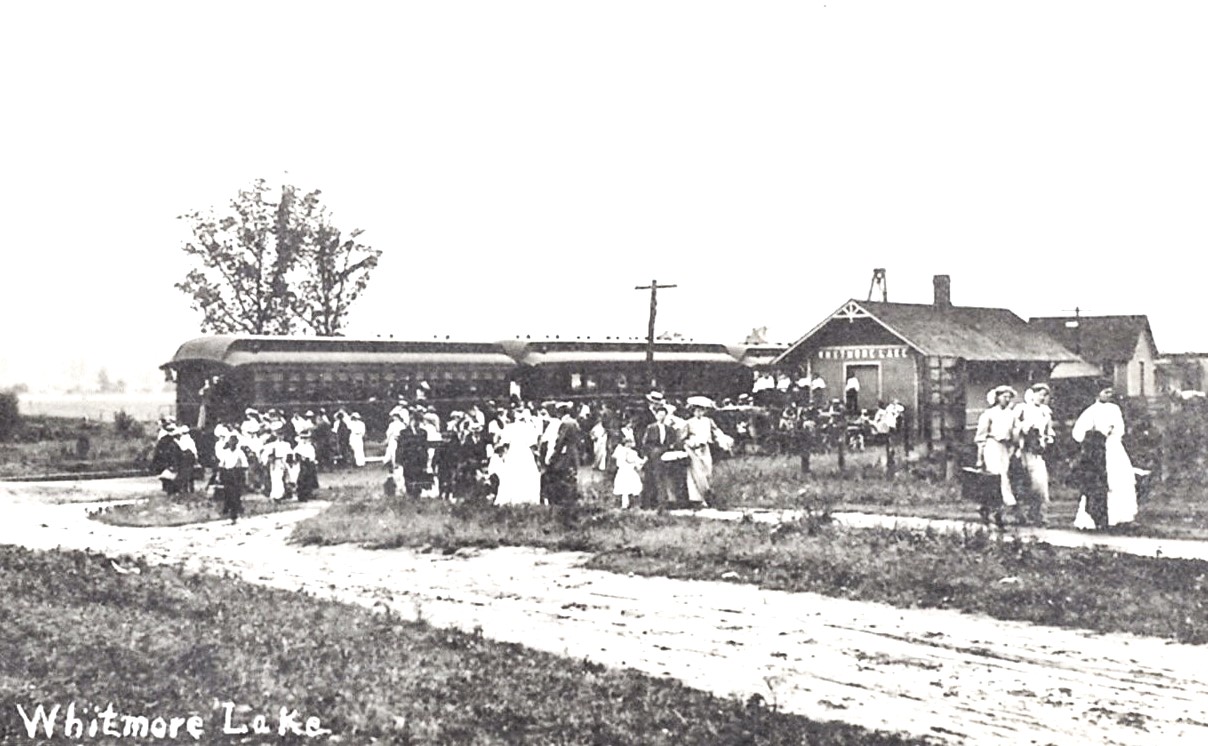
612 434 645 509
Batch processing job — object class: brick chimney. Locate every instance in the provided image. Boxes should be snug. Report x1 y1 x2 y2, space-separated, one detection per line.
933 275 951 309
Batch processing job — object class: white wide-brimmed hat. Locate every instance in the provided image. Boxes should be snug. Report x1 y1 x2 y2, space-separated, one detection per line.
986 385 1018 405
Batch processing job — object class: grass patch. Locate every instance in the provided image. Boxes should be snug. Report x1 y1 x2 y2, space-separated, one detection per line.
0 545 926 745
90 492 305 527
711 454 1208 540
295 498 1208 644
0 416 151 479
83 467 397 527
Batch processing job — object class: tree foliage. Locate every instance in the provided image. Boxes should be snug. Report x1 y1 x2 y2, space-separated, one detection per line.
176 180 382 335
0 389 20 442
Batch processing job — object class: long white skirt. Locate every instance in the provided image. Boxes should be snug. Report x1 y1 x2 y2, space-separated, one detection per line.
981 439 1017 507
495 448 541 505
685 444 713 505
1105 437 1137 525
268 461 286 500
350 434 366 467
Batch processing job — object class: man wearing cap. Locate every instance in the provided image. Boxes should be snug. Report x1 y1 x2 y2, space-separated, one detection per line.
975 385 1020 520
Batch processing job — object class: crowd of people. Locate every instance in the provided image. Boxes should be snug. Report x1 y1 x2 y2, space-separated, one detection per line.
149 389 745 518
153 375 1150 533
974 383 1141 531
151 408 334 522
378 391 736 510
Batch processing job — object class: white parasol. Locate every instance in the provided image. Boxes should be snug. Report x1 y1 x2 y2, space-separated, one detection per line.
685 395 717 409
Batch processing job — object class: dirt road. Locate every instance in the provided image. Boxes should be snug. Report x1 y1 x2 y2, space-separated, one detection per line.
3 483 1208 745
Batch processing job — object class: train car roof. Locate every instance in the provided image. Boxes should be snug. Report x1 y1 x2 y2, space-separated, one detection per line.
502 338 741 366
518 350 741 365
164 335 517 369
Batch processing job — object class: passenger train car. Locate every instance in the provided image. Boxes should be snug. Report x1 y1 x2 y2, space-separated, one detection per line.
162 335 784 433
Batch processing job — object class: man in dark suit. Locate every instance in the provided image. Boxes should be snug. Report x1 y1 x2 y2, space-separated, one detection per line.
641 405 682 509
547 403 582 505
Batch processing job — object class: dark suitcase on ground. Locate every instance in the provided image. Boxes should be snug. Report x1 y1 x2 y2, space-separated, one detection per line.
960 467 1005 527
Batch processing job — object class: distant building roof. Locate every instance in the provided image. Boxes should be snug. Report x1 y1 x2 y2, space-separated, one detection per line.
776 300 1083 364
1028 316 1156 364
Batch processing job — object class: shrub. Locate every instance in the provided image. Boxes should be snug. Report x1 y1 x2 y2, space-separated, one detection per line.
113 409 145 439
0 389 20 442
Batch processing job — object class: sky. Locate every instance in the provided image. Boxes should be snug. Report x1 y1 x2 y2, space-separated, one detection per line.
2 2 1206 390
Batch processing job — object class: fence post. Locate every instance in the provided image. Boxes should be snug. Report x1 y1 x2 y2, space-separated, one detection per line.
800 429 812 475
885 434 896 478
837 422 846 475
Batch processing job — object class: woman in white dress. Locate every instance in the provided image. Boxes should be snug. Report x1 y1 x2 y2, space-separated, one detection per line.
494 410 542 506
590 418 609 471
347 412 367 467
974 386 1019 515
683 401 733 506
261 433 292 500
1072 388 1137 529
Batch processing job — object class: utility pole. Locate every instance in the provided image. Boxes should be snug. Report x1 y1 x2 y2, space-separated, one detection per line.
635 279 677 390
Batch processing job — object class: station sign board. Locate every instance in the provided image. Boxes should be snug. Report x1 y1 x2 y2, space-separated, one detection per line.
817 345 910 360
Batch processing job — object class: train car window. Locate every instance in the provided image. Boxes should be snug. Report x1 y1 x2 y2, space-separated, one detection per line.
616 374 629 391
570 373 582 391
305 371 317 383
443 371 455 380
289 371 301 382
585 375 598 391
384 371 396 382
270 371 285 383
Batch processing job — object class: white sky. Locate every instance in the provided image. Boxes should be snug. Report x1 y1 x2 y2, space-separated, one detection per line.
2 2 1206 389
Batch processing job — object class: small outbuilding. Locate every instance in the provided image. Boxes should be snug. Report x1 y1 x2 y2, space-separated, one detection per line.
1028 315 1158 398
774 275 1082 469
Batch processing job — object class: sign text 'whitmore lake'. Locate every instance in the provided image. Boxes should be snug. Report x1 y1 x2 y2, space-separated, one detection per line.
816 346 909 360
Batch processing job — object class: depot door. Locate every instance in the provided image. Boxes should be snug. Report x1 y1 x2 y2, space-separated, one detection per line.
843 363 881 414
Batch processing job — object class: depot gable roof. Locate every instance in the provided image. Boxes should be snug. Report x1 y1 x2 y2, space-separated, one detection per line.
775 300 1083 364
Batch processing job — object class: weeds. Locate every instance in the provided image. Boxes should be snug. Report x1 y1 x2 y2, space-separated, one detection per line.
0 545 926 745
297 495 1208 644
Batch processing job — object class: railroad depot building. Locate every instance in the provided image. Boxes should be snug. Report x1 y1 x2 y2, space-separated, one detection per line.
774 275 1082 458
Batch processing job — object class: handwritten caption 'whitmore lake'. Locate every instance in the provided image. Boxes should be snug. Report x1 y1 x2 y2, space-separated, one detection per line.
14 702 332 741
